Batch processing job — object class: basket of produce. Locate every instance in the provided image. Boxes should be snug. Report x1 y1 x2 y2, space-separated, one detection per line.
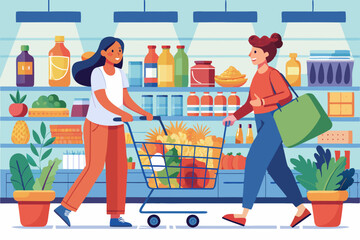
29 94 68 117
215 66 247 87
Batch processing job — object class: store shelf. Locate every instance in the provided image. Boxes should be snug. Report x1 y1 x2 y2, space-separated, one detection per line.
1 116 360 123
2 143 359 149
1 86 360 92
1 116 359 122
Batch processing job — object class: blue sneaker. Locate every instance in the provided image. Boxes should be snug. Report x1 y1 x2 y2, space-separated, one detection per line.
110 217 132 227
54 205 71 227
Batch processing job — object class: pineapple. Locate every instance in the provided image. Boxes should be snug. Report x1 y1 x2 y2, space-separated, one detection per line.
11 121 30 144
145 126 165 142
165 121 188 135
187 124 211 144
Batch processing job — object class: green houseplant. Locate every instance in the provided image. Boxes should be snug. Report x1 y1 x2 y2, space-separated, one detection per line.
291 145 355 227
127 157 136 170
10 122 61 227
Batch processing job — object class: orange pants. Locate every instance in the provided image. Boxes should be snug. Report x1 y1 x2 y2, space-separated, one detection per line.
61 119 128 215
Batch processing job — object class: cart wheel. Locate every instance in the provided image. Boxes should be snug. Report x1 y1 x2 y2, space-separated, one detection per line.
147 215 161 228
186 215 199 228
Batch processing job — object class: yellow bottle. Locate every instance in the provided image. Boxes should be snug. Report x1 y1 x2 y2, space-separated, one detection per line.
286 53 301 87
158 45 174 87
235 124 243 144
246 124 254 144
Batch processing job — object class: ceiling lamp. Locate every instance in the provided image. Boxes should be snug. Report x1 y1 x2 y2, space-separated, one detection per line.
114 0 178 23
282 0 346 23
16 0 80 22
193 0 257 23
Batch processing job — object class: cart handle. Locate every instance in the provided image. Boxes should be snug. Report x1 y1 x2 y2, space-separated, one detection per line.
114 116 168 135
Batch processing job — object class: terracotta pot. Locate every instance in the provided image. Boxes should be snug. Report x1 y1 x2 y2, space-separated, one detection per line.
13 190 56 227
307 190 348 227
127 162 135 170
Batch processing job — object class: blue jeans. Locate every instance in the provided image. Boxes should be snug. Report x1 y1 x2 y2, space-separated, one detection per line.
242 110 303 209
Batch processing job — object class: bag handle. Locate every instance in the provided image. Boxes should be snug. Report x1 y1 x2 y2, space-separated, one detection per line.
269 72 299 111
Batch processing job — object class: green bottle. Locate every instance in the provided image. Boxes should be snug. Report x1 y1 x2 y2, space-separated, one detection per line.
174 45 189 87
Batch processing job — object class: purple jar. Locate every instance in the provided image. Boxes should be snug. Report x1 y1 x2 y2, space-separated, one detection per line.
16 45 34 87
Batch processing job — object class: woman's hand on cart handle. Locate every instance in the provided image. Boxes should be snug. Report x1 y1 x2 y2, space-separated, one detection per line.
223 115 236 126
122 113 133 122
144 112 153 121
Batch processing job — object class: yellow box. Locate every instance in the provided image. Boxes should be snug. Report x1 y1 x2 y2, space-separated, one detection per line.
328 92 341 103
341 104 354 116
341 92 354 103
328 103 341 116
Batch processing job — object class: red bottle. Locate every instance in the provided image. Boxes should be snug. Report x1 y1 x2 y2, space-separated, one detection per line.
144 45 159 87
187 92 200 116
201 92 213 116
228 92 241 115
214 92 227 116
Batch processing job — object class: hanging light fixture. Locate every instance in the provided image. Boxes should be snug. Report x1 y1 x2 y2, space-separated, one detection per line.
114 0 178 23
193 0 257 23
16 0 80 22
282 0 345 23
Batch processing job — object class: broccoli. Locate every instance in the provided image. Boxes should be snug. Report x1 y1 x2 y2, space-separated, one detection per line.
59 100 66 108
53 101 61 108
32 101 41 108
38 95 48 103
48 94 59 103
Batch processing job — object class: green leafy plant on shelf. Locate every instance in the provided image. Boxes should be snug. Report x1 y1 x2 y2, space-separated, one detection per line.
290 145 355 227
26 122 56 171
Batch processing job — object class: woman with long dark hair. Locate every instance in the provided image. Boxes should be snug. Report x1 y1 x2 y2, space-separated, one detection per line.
54 37 153 227
222 33 311 228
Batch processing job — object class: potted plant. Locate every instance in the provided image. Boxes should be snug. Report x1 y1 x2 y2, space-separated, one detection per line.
127 157 136 170
9 90 28 117
291 145 355 227
10 122 61 227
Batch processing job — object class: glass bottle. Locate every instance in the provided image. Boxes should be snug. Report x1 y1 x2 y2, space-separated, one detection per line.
49 36 71 87
228 92 240 115
246 124 254 144
187 92 200 116
174 45 189 87
157 45 174 87
286 53 301 87
214 92 226 116
235 124 243 144
201 92 213 116
16 45 34 87
144 45 158 87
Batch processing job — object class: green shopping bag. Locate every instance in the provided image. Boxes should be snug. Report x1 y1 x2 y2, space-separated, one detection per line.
272 75 332 148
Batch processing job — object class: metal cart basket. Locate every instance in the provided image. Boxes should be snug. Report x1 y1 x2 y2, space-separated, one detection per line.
115 116 229 228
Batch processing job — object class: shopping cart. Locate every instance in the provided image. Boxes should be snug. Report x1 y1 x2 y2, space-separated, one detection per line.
114 116 229 228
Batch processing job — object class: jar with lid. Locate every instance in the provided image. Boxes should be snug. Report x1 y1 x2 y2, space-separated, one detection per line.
201 92 213 116
71 98 90 117
190 61 215 87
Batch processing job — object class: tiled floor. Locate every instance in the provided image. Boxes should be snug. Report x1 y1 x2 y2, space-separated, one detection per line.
1 202 359 239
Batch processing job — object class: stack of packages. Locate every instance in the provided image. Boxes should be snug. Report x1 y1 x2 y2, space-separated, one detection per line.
50 125 83 144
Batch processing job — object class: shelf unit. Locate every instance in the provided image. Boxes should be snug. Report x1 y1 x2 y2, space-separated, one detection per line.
1 86 360 92
1 143 359 149
0 116 359 122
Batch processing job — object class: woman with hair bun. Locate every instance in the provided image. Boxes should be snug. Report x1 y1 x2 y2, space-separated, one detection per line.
222 33 310 228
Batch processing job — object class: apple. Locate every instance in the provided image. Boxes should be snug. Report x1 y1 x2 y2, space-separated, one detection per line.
9 103 28 117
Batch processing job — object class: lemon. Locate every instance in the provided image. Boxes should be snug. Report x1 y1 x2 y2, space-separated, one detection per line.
49 56 69 81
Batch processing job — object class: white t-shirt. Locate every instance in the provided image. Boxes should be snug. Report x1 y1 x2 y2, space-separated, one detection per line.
86 67 129 126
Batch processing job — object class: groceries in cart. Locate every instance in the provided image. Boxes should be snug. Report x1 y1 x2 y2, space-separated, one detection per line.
137 122 223 189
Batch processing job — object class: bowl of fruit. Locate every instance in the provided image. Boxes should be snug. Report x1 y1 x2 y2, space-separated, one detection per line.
215 66 247 87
